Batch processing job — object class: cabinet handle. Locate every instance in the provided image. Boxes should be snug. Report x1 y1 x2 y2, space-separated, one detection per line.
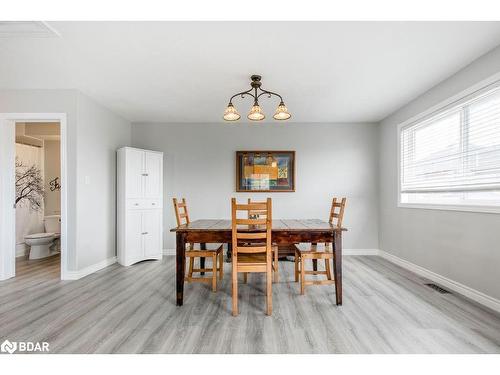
142 173 149 176
141 232 148 235
134 203 139 206
151 203 156 205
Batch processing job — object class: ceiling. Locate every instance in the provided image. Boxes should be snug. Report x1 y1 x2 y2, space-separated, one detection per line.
1 21 500 123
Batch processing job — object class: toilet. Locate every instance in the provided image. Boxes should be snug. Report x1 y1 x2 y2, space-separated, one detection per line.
25 215 61 260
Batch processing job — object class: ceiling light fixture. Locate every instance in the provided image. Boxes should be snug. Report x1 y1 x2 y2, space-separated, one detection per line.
223 75 291 122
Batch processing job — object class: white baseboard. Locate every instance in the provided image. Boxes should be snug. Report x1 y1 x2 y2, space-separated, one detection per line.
63 256 117 281
343 249 379 256
162 248 380 256
379 250 500 314
16 243 27 258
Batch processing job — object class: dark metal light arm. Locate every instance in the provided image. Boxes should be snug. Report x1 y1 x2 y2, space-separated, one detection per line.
229 88 256 104
229 87 283 105
227 75 285 105
257 89 284 103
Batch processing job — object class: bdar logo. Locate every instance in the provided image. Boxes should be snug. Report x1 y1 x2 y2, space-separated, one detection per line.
1 340 17 354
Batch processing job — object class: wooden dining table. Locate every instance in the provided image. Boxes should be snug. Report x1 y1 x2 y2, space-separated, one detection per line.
170 219 347 307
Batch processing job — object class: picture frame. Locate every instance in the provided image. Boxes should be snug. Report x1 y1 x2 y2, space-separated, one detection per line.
236 151 295 192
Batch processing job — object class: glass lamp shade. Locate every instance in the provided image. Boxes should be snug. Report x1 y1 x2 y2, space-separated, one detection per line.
273 102 291 120
223 103 241 121
247 104 265 121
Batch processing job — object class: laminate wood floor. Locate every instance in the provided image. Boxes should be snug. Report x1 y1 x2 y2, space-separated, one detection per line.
1 254 499 354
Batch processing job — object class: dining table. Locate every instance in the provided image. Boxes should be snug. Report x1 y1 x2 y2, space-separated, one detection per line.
170 219 347 307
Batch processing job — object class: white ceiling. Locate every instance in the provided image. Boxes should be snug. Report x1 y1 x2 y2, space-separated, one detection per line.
1 21 500 123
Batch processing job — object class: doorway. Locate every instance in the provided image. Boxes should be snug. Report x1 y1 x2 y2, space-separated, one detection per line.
16 121 61 273
0 113 68 280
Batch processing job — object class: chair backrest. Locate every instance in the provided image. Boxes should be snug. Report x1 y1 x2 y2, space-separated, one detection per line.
232 198 272 258
247 198 269 220
329 197 347 228
173 198 190 226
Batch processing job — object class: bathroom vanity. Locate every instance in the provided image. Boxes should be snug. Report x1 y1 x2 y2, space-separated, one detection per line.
117 147 163 266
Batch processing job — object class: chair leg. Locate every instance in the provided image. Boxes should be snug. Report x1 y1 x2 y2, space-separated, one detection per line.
266 257 273 316
324 243 332 280
325 258 332 280
212 254 217 292
294 251 299 282
219 249 224 280
232 260 238 316
300 256 306 295
188 257 194 278
243 272 248 284
273 246 279 283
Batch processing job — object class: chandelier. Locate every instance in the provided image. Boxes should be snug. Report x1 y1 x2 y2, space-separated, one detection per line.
223 75 291 122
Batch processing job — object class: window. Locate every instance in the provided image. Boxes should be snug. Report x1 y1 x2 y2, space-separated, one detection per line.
400 84 500 211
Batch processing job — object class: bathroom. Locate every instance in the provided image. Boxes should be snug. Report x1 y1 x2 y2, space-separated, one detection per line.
15 122 61 268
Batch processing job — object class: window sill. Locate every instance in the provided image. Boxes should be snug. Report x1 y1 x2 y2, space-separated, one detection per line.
397 202 500 214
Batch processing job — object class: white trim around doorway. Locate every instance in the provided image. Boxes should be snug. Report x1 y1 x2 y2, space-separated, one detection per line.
0 113 69 280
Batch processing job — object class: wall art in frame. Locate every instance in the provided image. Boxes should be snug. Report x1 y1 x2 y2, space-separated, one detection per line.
236 151 295 192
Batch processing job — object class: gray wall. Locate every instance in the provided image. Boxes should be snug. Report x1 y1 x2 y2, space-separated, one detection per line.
379 45 500 300
75 92 131 270
131 123 379 251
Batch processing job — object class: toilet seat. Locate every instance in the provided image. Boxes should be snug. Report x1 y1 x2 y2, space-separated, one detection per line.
25 232 55 240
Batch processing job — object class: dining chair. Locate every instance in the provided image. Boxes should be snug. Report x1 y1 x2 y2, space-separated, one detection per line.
231 198 275 316
294 197 346 295
247 198 279 283
173 198 223 292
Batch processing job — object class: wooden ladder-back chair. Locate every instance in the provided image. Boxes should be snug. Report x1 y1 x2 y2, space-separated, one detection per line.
231 198 275 316
247 198 279 283
294 197 346 294
173 198 223 292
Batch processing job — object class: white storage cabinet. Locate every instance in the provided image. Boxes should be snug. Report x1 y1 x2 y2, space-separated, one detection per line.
117 147 163 266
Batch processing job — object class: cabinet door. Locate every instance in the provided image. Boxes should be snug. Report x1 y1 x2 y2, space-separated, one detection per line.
125 210 143 262
144 152 162 198
142 210 162 257
126 149 144 198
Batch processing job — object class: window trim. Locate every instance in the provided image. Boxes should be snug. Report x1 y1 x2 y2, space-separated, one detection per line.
396 73 500 214
398 202 500 214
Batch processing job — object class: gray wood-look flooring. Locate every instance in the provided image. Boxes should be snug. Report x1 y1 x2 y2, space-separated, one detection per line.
1 254 499 354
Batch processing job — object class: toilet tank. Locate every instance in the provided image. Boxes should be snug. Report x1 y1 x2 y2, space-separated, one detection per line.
44 215 61 234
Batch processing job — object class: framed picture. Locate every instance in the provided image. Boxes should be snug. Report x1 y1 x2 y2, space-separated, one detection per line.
236 151 295 192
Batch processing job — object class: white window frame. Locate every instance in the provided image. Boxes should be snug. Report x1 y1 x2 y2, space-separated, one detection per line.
397 73 500 214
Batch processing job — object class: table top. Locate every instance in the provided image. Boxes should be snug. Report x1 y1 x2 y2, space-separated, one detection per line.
170 219 347 233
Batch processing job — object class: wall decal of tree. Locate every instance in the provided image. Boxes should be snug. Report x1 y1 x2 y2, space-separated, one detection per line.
15 157 44 211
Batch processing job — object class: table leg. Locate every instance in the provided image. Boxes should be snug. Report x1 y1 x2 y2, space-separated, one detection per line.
226 242 232 263
312 242 318 271
332 231 342 305
200 243 206 275
176 232 186 306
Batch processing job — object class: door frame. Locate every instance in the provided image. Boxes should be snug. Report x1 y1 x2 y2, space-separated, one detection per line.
0 113 69 280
